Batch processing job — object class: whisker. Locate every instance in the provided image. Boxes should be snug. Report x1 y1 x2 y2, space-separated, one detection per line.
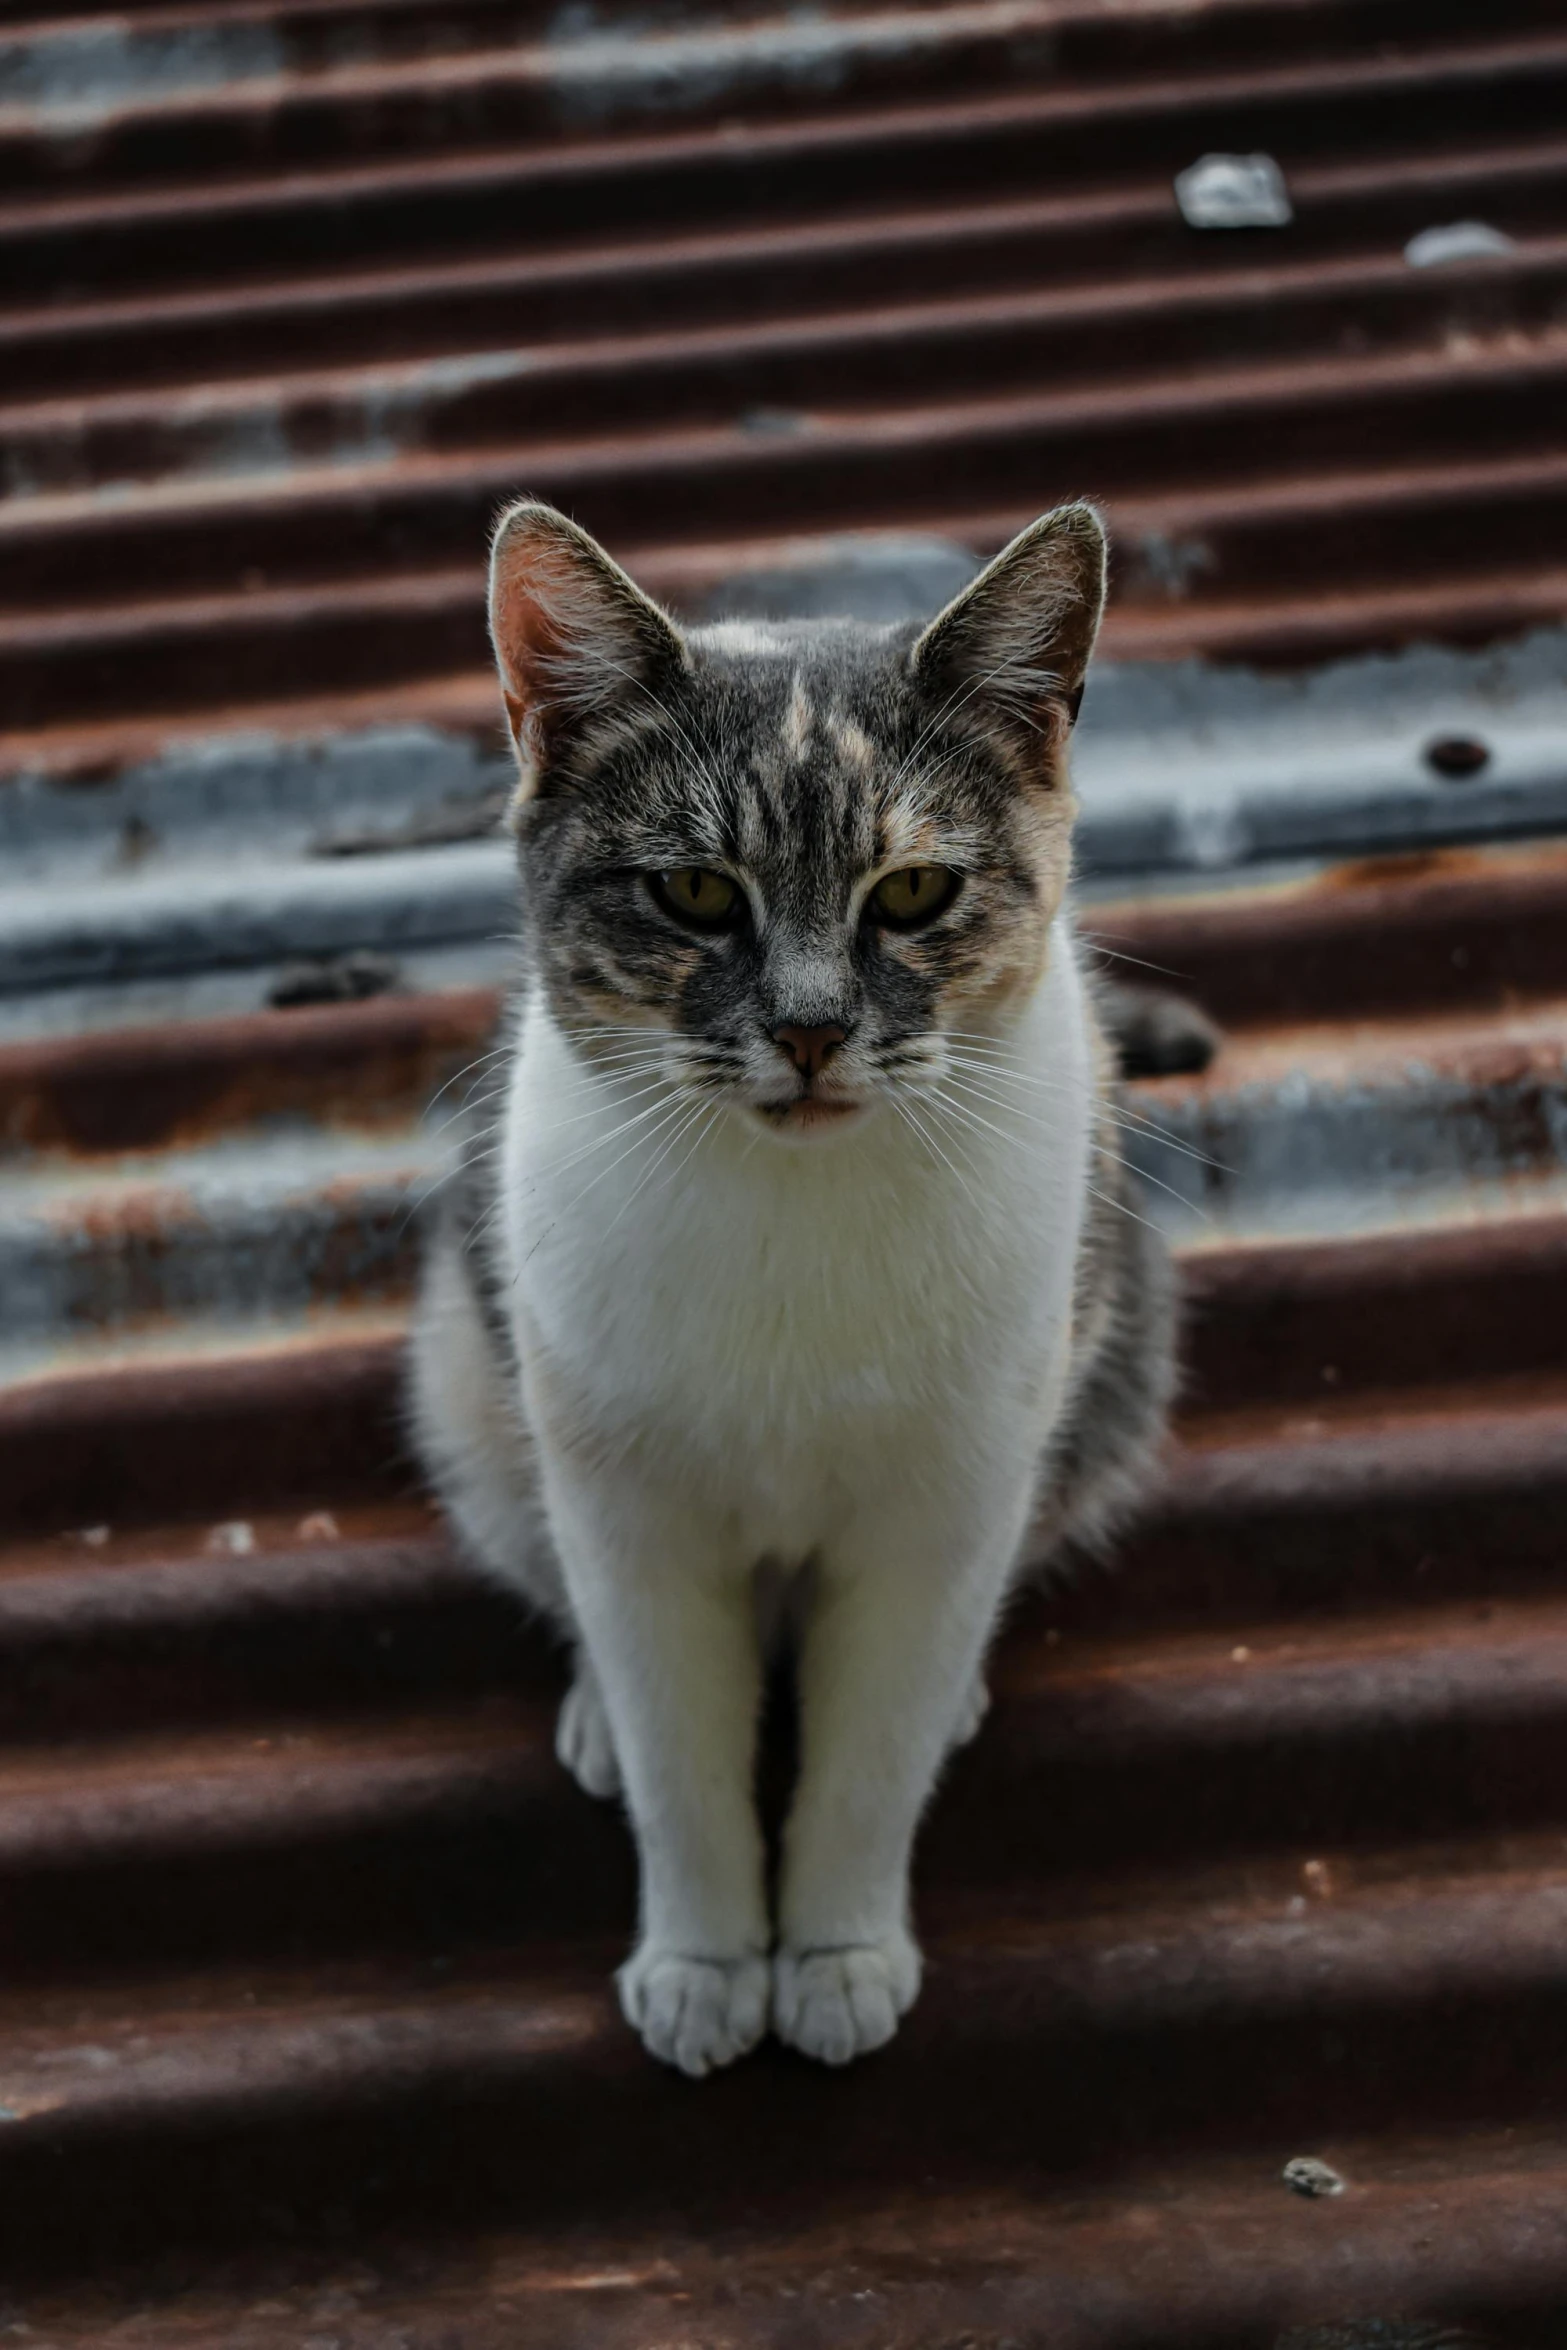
937 1069 1211 1219
938 1056 1226 1174
936 1039 1228 1168
421 1041 514 1118
1084 942 1188 982
522 1090 698 1264
528 1091 686 1188
1085 1180 1165 1239
889 1083 981 1207
603 1096 715 1235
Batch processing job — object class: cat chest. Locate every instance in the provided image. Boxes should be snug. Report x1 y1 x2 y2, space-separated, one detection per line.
515 1171 1076 1495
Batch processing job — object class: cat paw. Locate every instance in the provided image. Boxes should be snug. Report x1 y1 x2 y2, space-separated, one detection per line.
949 1667 990 1751
773 1932 922 2066
555 1669 621 1800
617 1946 770 2078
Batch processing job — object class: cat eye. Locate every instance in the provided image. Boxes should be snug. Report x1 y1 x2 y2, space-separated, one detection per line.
650 867 742 930
867 865 961 930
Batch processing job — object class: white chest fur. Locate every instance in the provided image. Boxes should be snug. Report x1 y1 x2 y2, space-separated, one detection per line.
498 928 1094 1559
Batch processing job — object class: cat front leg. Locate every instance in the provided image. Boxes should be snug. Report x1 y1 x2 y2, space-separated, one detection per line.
543 1463 770 2077
774 1482 1031 2065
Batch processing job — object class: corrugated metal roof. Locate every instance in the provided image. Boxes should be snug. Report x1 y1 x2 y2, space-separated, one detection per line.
3 0 1567 2341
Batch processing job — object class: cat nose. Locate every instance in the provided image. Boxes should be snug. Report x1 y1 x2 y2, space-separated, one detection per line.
773 1021 848 1080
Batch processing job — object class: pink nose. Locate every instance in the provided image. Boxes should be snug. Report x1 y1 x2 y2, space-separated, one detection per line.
773 1022 847 1080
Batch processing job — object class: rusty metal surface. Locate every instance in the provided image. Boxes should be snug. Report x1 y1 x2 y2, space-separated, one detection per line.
5 0 1567 2344
3 0 1567 769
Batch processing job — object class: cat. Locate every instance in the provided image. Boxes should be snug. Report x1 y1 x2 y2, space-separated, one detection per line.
408 497 1204 2076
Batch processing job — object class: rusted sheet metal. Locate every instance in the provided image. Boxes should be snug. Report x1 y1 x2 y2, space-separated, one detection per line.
8 994 1567 1396
0 1327 409 1534
1093 843 1567 1029
0 2155 1560 2345
11 19 1567 211
6 346 1564 609
2 0 1567 758
10 240 1567 500
5 1 1567 2343
19 814 1563 1164
6 635 1567 1036
0 989 493 1155
5 134 1564 399
9 838 1567 1468
3 1309 1567 2336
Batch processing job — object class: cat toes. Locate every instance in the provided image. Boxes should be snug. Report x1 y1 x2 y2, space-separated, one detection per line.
773 1933 922 2066
617 1946 770 2077
949 1668 991 1751
555 1669 622 1800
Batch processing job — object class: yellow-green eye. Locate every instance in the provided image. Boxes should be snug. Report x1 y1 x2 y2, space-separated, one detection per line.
651 867 740 929
868 864 960 929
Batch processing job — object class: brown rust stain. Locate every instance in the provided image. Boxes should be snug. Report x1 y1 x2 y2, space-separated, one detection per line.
1320 846 1493 892
1091 842 1567 1029
0 990 501 1160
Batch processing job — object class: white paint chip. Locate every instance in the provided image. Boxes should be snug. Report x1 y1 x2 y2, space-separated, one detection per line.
206 1520 256 1556
1174 153 1293 229
1282 2155 1345 2198
1404 220 1517 268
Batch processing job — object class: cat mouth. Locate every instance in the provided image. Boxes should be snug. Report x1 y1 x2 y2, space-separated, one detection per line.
755 1095 865 1134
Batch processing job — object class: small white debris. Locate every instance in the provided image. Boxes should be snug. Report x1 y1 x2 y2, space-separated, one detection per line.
76 1525 110 1548
206 1520 256 1556
1282 2154 1345 2198
1404 220 1516 268
296 1511 340 1542
1175 153 1292 230
1301 1856 1335 1899
1231 1644 1252 1663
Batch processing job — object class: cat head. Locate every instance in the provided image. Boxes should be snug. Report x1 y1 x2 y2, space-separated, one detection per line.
490 499 1105 1141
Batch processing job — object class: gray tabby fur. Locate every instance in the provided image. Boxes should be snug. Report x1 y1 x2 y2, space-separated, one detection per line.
407 497 1198 2076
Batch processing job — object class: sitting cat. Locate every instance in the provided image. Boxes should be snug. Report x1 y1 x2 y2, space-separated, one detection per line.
408 498 1199 2075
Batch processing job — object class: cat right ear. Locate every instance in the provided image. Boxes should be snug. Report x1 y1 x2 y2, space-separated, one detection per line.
488 500 687 800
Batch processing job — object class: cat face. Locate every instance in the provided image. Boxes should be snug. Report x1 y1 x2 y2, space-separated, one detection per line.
489 503 1105 1140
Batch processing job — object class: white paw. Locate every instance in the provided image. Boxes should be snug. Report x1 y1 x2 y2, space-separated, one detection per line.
949 1667 990 1751
555 1669 621 1801
773 1931 922 2066
617 1946 770 2078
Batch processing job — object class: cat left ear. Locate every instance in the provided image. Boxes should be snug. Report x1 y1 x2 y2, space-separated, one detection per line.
489 499 687 800
910 502 1107 778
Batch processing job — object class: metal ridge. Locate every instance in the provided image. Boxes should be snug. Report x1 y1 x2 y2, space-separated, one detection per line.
5 129 1565 395
2 25 1560 255
9 237 1567 502
9 15 1564 177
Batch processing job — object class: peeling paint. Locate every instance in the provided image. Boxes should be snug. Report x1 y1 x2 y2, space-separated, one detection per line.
542 3 1050 124
0 20 284 119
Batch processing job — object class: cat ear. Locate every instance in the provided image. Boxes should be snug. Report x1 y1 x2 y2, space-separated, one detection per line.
488 500 687 798
910 503 1107 778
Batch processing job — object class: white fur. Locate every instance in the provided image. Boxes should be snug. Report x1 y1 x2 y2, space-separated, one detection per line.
413 928 1094 2073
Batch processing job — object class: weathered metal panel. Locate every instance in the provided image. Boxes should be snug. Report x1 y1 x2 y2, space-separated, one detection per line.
4 0 1567 2342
